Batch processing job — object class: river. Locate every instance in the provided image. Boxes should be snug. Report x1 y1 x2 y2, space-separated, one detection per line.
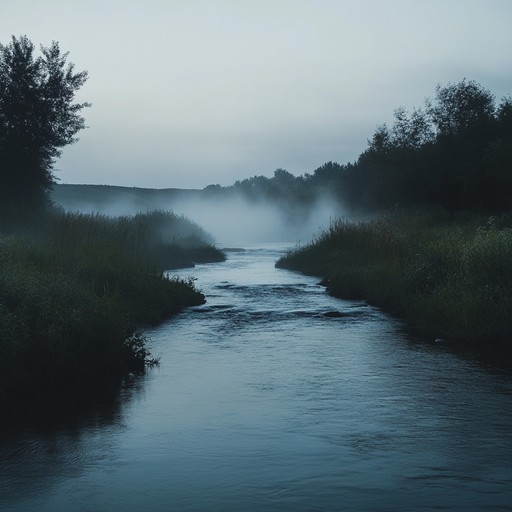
1 244 512 511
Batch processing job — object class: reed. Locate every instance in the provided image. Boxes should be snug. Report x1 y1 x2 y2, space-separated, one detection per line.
0 209 222 404
277 211 512 349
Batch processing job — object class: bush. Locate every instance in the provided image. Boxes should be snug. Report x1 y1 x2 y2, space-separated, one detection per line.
277 211 512 350
0 209 216 405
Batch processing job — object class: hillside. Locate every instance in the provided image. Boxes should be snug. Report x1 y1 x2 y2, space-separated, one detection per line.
52 184 202 215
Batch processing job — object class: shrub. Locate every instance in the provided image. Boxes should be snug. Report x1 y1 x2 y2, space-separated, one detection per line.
277 212 512 349
0 209 213 405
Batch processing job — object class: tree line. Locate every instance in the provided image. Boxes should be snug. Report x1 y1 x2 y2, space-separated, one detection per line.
2 35 511 221
206 79 512 217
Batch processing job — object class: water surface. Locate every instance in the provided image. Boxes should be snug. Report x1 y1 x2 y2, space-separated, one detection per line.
1 244 511 511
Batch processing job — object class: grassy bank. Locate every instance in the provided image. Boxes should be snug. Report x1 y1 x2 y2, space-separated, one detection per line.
277 211 512 351
0 209 224 405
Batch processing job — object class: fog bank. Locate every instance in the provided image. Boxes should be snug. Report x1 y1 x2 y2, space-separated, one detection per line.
173 196 343 246
51 184 345 246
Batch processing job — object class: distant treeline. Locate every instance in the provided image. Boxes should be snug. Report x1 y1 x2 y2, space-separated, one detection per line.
205 79 512 217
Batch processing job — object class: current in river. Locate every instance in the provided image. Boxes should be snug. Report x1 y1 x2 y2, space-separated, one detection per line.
1 244 512 511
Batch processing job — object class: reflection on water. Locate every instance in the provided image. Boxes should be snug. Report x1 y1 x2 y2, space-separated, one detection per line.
0 374 146 510
1 244 511 511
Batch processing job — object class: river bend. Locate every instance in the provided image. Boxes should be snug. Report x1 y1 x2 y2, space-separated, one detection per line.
1 244 511 511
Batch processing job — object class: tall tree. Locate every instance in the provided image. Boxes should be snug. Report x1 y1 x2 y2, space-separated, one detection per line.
0 35 89 222
426 79 495 138
425 80 497 213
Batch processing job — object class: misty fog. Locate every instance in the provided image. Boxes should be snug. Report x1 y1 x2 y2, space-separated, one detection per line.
175 196 344 246
52 185 345 246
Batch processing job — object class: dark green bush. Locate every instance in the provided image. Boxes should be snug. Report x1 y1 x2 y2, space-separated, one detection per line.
277 212 512 349
0 209 217 405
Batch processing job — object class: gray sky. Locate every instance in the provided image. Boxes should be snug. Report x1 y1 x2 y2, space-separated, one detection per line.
2 0 511 188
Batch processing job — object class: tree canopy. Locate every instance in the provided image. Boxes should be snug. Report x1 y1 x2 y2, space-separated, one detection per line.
0 35 89 223
202 80 512 217
352 79 512 214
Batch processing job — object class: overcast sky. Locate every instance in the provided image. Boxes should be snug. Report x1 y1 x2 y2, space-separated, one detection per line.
2 0 511 189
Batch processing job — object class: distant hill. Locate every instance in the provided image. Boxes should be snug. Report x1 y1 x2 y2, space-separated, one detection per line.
52 184 202 216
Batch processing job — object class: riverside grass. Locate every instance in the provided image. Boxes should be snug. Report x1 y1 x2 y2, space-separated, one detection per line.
0 209 224 404
276 211 512 350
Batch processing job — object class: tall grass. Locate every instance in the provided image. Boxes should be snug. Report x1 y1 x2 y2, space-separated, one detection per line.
277 212 512 349
44 209 225 270
0 209 223 405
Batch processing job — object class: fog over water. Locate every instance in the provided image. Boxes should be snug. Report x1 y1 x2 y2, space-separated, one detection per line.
52 186 346 245
173 197 343 246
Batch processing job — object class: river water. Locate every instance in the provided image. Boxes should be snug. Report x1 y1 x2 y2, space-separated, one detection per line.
1 244 512 511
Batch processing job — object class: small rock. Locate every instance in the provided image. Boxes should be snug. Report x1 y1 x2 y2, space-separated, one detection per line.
323 311 346 318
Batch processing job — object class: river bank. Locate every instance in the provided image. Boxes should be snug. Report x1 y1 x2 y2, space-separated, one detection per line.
276 210 512 354
0 209 224 407
2 245 511 511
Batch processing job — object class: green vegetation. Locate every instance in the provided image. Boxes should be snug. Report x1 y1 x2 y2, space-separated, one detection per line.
0 36 227 407
51 80 512 233
202 80 512 221
2 31 511 398
0 36 89 224
0 209 224 405
277 212 512 350
269 79 512 352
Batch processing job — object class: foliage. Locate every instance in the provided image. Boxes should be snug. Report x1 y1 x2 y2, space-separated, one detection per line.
203 80 512 218
0 35 89 223
277 212 512 350
43 208 224 270
0 209 218 405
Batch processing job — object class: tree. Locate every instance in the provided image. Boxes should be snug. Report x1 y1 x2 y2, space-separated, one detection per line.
426 79 495 138
424 80 498 213
480 96 512 212
0 35 89 222
391 107 434 150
